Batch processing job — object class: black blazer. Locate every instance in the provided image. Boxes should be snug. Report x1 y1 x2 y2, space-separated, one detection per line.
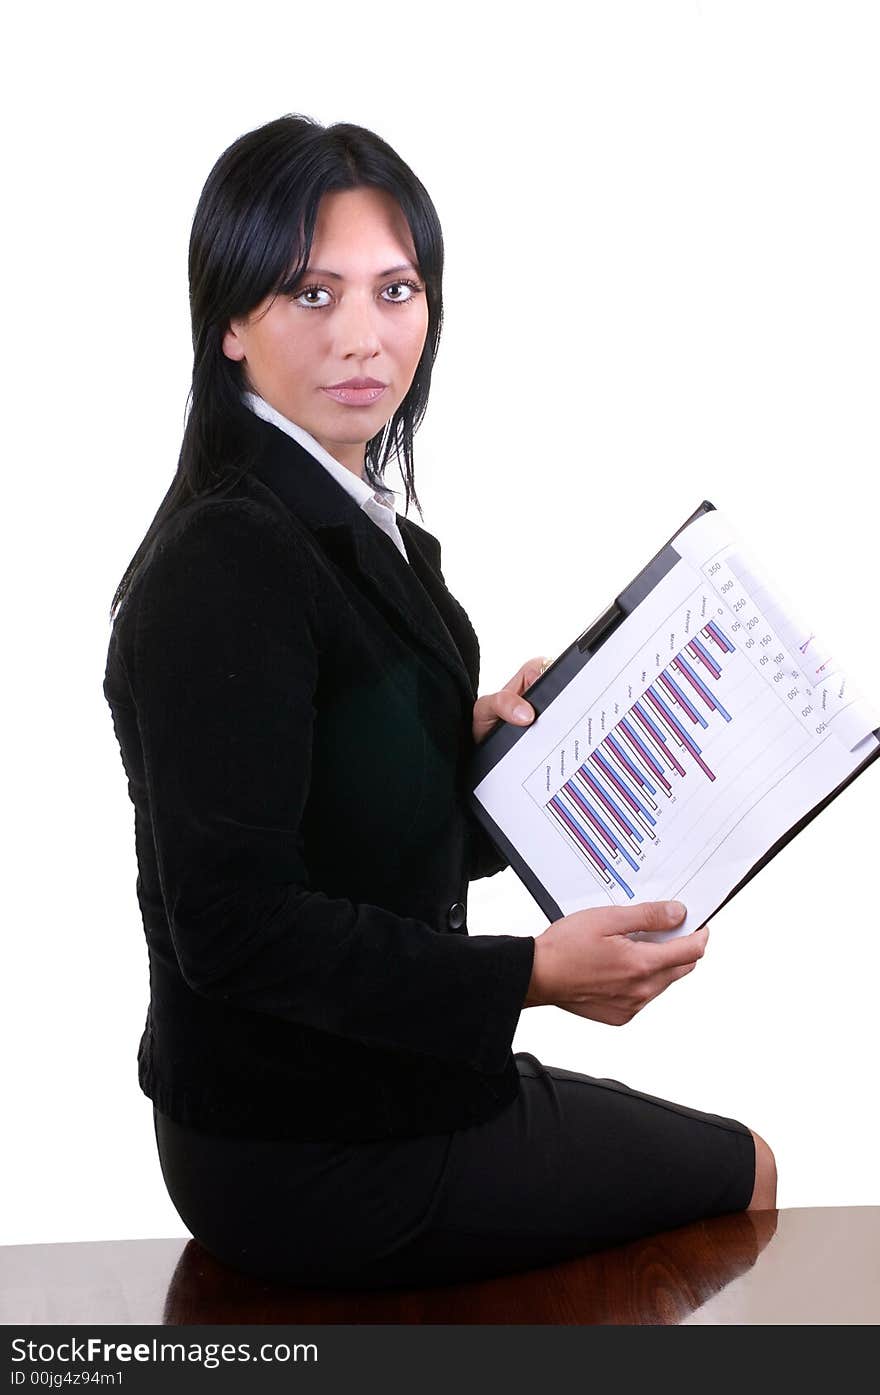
103 408 536 1141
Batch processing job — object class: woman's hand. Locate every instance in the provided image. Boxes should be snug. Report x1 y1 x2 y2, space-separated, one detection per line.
473 655 550 746
525 901 709 1022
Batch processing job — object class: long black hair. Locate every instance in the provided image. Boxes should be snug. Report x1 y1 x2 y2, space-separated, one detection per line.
108 112 444 623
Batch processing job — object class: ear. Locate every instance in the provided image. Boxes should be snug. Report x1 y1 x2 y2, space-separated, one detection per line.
222 321 246 361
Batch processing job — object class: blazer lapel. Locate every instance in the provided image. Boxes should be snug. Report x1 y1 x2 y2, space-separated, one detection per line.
396 515 482 696
242 410 478 715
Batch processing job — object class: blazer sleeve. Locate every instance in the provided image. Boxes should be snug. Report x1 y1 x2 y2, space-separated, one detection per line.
130 503 535 1075
465 808 510 880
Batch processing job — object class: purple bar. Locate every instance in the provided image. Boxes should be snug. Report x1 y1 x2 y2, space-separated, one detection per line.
631 705 684 779
658 670 699 724
672 655 718 711
687 637 721 680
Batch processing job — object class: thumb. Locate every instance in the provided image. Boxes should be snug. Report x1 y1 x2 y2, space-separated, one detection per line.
502 656 552 696
599 900 687 935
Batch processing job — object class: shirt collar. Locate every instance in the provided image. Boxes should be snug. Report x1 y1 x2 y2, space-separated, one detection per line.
241 391 396 512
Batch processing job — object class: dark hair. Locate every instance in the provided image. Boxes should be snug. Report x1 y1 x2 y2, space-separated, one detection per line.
108 112 444 623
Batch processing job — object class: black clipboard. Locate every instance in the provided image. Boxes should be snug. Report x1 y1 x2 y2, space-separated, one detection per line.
468 500 880 924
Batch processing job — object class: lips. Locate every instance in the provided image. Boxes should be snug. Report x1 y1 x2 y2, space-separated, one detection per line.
321 382 388 406
326 377 386 389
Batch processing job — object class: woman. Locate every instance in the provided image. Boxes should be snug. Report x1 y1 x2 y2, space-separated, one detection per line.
103 113 775 1291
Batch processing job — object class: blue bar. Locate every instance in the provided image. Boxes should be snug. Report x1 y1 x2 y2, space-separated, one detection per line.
620 715 668 779
550 795 635 898
675 653 732 722
690 634 717 669
606 732 657 794
632 701 677 763
646 683 702 755
591 748 657 826
563 781 641 872
709 619 736 651
661 669 707 728
577 766 645 843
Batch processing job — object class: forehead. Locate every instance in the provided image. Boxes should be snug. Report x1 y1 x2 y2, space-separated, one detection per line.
308 187 417 266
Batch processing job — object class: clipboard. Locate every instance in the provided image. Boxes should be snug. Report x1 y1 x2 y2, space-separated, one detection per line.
468 500 880 926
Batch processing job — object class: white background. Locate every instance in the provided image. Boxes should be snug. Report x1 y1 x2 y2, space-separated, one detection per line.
4 0 879 1246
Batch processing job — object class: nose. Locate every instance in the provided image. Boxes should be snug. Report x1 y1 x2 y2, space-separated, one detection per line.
334 292 383 360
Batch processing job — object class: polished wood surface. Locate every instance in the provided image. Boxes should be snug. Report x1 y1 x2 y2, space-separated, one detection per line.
2 1208 879 1325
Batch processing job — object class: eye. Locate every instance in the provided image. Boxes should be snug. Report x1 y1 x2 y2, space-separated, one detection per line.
294 285 333 309
381 279 423 304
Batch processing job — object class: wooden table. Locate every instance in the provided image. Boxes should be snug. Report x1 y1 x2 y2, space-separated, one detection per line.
2 1208 878 1325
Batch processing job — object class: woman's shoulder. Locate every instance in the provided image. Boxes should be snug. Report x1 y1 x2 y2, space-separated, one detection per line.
156 472 305 553
121 475 317 630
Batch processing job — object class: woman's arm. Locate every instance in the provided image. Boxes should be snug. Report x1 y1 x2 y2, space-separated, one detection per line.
465 656 547 880
465 808 511 880
126 502 535 1073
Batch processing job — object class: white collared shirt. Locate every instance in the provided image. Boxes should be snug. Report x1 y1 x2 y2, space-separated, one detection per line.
242 390 409 563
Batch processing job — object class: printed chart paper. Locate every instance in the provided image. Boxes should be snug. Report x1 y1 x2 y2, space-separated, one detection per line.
472 508 880 941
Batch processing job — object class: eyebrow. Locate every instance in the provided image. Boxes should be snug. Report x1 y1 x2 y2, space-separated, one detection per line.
298 263 419 280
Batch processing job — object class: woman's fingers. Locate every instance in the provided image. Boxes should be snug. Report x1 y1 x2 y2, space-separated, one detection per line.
496 654 552 718
644 924 709 970
472 690 533 743
472 655 551 744
598 900 689 936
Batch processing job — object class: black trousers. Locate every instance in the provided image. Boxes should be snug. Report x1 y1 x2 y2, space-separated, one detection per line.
152 1051 756 1291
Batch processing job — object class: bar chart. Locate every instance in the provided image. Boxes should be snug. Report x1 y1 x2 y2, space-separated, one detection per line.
525 561 828 902
472 504 880 930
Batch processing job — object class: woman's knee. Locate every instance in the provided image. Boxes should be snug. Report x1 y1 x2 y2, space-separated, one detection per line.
746 1129 777 1210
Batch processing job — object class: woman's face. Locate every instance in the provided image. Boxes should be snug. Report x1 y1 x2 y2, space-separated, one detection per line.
223 185 430 476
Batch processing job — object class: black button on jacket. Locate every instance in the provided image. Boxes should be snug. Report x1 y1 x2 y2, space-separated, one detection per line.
103 409 536 1142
